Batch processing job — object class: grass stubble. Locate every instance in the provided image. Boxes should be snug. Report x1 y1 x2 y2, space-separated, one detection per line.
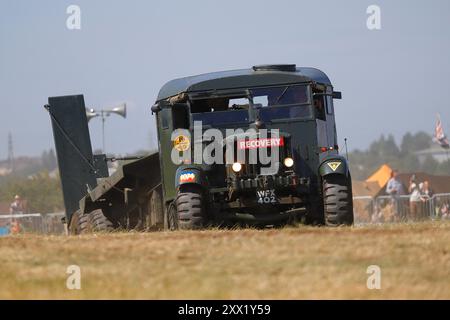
0 221 449 299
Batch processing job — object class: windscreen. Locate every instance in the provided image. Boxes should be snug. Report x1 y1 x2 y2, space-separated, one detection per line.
189 84 312 125
251 85 312 121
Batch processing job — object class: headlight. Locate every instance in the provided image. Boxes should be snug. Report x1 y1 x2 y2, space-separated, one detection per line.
284 157 294 168
232 162 242 172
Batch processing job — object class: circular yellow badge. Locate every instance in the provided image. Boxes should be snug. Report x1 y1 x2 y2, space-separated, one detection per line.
173 135 190 152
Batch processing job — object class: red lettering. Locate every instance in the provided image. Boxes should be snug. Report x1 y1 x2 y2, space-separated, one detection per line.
238 137 284 150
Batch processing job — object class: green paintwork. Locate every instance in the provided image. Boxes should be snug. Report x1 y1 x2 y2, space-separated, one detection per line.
154 65 345 207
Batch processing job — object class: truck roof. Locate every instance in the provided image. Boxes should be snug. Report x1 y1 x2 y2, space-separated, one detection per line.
157 65 332 101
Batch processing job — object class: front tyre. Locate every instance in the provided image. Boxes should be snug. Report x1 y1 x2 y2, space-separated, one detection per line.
322 174 354 226
176 184 207 230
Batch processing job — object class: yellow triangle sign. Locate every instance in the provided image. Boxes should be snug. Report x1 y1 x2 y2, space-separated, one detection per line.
327 161 341 172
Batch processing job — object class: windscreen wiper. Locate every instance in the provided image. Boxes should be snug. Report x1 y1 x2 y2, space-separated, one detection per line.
273 85 291 105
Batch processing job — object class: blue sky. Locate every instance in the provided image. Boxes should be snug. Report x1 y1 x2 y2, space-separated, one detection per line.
1 0 449 158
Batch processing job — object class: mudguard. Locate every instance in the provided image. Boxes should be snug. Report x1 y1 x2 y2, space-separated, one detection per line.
318 154 350 177
175 166 207 189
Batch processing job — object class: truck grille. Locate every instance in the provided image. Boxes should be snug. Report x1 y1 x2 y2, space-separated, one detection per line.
227 134 291 177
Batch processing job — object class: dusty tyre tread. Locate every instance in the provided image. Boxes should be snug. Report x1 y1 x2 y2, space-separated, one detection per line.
78 209 114 233
323 175 354 226
90 209 114 232
78 213 90 233
175 185 206 230
69 210 83 234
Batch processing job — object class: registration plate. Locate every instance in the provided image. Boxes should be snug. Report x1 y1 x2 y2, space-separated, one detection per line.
256 189 277 204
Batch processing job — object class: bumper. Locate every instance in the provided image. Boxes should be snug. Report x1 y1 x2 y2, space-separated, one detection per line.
215 174 311 217
230 174 310 191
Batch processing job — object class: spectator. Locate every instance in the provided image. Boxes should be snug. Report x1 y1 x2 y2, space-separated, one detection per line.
9 195 24 215
421 180 433 198
419 181 433 219
441 202 450 219
10 220 21 234
386 170 405 219
408 176 421 221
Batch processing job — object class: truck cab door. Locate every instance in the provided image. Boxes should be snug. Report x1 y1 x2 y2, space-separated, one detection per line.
313 93 328 147
313 86 339 153
325 94 338 149
156 103 190 202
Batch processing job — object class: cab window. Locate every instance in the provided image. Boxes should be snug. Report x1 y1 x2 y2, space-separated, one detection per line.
189 96 251 126
251 85 309 107
251 85 312 121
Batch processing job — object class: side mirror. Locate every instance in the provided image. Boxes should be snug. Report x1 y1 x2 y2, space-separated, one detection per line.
151 104 161 114
332 91 342 99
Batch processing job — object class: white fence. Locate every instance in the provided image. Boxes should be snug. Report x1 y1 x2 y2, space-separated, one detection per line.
0 212 65 235
353 193 450 224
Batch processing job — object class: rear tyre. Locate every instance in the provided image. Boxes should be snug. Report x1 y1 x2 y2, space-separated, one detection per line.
78 212 90 233
146 188 164 231
68 210 82 235
90 209 114 232
176 184 207 230
79 209 114 234
322 174 354 226
164 202 178 231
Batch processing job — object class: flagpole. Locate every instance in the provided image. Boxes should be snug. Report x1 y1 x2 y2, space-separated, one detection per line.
434 113 450 170
446 150 450 174
444 113 450 174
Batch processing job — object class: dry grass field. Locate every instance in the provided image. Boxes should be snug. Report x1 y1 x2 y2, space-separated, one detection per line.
1 221 449 299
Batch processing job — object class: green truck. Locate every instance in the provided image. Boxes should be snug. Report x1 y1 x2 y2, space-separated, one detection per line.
46 64 353 234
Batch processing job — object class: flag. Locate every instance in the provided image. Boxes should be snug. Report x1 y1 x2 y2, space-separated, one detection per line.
434 114 450 149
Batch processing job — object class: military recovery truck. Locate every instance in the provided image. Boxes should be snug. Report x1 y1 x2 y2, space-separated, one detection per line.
46 64 353 234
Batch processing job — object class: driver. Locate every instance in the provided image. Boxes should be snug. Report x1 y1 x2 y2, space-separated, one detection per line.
313 97 325 120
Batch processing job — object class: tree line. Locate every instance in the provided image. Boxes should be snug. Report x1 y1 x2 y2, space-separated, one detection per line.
348 131 450 180
0 149 63 213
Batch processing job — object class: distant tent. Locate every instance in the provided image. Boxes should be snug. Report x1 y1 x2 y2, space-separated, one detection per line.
366 164 393 188
352 180 383 197
352 177 387 223
362 164 450 195
353 165 450 223
352 164 393 197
